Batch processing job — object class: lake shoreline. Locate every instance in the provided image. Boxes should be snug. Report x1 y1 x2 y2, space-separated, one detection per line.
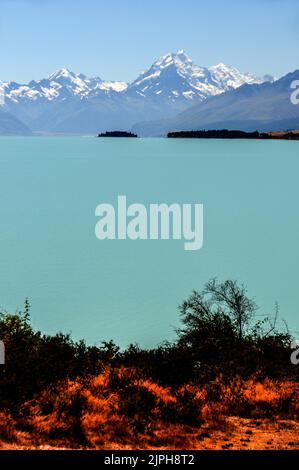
167 129 299 140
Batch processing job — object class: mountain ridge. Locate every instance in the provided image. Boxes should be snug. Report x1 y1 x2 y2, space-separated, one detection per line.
0 51 269 135
132 69 299 136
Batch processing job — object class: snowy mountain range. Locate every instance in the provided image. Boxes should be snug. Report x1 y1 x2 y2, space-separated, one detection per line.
133 70 299 136
0 51 272 134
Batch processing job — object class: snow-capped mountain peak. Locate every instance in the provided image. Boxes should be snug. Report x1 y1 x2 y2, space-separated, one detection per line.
153 50 192 68
2 52 266 106
2 69 128 104
208 63 263 89
127 51 263 102
0 51 272 135
127 50 209 100
48 68 74 81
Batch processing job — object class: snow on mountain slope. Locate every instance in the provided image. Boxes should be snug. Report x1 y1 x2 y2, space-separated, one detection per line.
0 51 268 134
126 51 263 102
2 68 127 104
132 70 299 137
2 51 263 106
126 50 213 100
208 62 262 89
98 81 128 92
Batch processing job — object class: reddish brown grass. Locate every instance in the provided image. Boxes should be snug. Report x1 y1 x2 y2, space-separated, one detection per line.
0 368 298 450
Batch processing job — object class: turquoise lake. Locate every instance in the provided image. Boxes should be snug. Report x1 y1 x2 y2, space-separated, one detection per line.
0 137 298 347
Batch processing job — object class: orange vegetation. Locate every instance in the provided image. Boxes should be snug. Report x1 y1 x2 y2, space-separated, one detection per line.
0 367 298 450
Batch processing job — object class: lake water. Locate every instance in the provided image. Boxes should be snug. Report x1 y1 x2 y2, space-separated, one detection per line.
0 137 298 347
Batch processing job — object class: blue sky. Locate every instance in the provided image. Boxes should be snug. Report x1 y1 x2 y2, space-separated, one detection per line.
0 0 298 83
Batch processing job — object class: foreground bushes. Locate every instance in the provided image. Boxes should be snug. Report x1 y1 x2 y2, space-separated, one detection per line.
0 367 297 449
0 279 298 447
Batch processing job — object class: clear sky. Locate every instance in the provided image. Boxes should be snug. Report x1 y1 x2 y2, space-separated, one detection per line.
0 0 298 83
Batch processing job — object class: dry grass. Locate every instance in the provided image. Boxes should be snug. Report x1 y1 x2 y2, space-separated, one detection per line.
0 368 298 450
266 130 299 139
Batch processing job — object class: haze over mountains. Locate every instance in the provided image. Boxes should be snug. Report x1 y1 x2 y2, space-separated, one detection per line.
133 70 299 136
0 108 31 135
0 51 270 135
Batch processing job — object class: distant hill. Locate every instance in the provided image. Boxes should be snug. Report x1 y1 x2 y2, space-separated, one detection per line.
132 70 299 136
